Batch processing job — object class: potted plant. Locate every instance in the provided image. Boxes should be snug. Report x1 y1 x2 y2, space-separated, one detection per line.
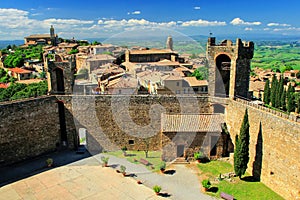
101 156 109 167
46 158 53 167
194 152 204 163
201 179 211 192
121 146 127 156
153 185 161 195
159 161 166 173
120 165 126 176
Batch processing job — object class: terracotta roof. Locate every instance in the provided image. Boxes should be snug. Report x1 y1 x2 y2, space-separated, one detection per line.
87 54 116 61
16 79 43 84
184 77 208 87
25 34 57 39
58 43 79 48
154 59 180 66
249 80 266 92
107 75 138 88
129 49 174 55
163 74 183 81
0 83 10 89
27 41 37 45
162 114 225 132
9 68 32 74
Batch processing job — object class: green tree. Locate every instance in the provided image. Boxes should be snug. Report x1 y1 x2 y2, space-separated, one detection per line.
296 71 300 79
297 97 300 113
270 75 278 107
92 41 101 45
68 49 79 55
281 89 287 111
276 76 284 108
234 109 250 179
287 84 295 112
263 79 270 105
190 67 208 80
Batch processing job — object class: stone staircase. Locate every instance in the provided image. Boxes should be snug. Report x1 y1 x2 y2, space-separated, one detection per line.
171 157 190 164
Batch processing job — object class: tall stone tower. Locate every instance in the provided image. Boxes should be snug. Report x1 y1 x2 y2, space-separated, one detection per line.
206 37 254 98
44 54 76 94
50 25 56 46
166 36 173 51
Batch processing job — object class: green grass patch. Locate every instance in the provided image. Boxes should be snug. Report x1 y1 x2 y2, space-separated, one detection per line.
197 161 284 200
105 150 162 171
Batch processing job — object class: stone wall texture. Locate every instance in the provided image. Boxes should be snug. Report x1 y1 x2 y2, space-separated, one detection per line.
226 99 300 200
56 95 211 154
1 94 299 199
0 96 60 167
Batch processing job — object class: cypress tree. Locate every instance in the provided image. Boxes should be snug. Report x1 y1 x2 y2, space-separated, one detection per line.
276 76 284 108
263 79 270 105
297 97 300 114
281 88 286 111
234 109 250 179
287 84 295 112
287 94 295 112
270 75 278 107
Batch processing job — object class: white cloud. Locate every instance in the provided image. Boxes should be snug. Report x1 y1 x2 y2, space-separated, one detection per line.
181 19 226 27
267 23 291 27
97 18 177 29
244 27 253 31
130 11 141 15
44 18 94 25
0 8 28 17
263 28 270 31
273 27 300 32
31 13 43 16
230 18 261 26
194 7 201 10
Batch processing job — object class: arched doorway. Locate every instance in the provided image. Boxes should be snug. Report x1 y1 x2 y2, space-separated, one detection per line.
215 54 231 97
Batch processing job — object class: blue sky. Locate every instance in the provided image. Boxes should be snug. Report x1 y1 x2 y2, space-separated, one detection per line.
0 0 300 40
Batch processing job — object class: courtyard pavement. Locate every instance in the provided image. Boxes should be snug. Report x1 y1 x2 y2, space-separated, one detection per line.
0 150 216 200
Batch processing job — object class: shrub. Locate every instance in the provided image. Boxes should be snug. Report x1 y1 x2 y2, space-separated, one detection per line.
46 158 53 166
159 161 166 170
202 179 211 189
194 151 204 160
101 156 109 164
120 165 126 174
121 146 127 151
153 185 161 193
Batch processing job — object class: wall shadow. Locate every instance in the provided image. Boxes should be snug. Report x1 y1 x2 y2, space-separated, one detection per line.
252 122 263 181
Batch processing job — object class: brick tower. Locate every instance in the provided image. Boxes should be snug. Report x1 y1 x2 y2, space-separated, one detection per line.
166 35 174 51
206 37 254 98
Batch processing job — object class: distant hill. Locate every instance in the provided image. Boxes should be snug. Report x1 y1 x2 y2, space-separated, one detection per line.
0 40 23 49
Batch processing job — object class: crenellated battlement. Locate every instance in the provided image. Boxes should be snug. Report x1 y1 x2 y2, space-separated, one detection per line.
206 37 254 98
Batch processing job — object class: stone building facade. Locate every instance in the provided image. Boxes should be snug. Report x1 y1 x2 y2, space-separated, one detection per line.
24 25 58 46
161 114 232 161
44 54 76 94
206 37 254 98
125 49 178 63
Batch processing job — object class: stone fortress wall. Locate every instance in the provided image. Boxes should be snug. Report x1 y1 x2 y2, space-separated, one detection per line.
56 95 212 154
226 98 300 200
0 96 61 166
0 95 299 199
0 95 211 166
